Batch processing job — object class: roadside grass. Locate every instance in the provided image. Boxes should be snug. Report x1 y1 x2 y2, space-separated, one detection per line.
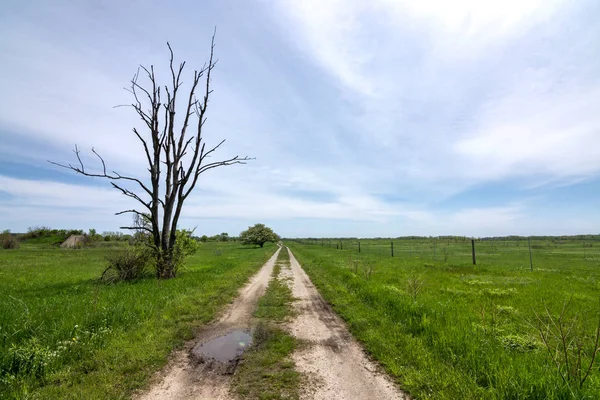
0 242 276 399
286 240 600 399
253 249 294 322
276 246 290 264
232 247 301 400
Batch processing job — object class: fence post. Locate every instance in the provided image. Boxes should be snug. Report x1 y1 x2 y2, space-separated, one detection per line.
528 237 533 271
340 241 343 250
358 241 361 253
471 239 476 265
391 241 394 257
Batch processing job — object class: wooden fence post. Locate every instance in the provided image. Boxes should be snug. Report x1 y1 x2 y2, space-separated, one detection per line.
471 239 476 265
391 241 394 257
528 237 533 271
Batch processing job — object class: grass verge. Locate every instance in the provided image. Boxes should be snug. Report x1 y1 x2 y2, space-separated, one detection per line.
0 242 276 399
232 246 301 400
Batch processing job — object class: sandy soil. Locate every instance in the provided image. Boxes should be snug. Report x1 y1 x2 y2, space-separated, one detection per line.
135 247 281 400
287 248 407 400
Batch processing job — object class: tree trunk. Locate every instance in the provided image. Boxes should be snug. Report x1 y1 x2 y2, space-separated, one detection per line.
156 247 177 279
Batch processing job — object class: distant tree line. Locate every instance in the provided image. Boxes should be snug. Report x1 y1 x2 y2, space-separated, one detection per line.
199 232 233 243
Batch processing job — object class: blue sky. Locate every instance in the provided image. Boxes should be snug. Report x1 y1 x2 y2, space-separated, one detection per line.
1 0 599 238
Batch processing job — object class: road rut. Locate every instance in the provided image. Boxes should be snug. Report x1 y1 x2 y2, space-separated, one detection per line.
136 246 281 400
287 248 407 400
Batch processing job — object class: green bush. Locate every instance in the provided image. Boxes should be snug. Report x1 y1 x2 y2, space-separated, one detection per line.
1 231 19 249
101 247 151 282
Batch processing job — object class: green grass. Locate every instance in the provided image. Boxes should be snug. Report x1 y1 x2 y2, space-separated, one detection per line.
232 247 301 400
18 235 70 246
253 249 294 322
275 247 290 265
0 242 276 399
286 239 600 399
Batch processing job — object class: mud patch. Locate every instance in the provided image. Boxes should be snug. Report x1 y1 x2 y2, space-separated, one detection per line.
193 329 252 361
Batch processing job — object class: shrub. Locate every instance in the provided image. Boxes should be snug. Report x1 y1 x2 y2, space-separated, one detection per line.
407 272 425 302
101 247 151 282
239 223 278 248
531 297 600 389
1 231 19 249
166 229 200 274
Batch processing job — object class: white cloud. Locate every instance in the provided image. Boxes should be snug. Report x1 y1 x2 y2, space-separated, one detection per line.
1 0 598 236
0 176 126 210
455 76 600 181
0 173 409 229
270 0 374 95
270 0 599 190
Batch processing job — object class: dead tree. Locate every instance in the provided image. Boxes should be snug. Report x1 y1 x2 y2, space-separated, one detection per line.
50 32 251 278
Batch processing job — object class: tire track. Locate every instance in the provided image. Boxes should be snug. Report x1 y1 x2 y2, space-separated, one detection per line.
136 246 281 400
287 248 407 400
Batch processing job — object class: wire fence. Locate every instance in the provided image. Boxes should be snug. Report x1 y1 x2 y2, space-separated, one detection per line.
289 237 600 270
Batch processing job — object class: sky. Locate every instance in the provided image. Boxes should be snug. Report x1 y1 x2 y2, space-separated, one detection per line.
1 0 599 238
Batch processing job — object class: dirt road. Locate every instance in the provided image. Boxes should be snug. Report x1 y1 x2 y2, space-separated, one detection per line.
287 248 407 400
137 245 406 399
137 247 281 400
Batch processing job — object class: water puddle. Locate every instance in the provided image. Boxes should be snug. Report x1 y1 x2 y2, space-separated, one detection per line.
192 330 253 363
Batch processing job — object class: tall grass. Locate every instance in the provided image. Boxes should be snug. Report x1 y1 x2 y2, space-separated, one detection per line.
0 242 276 399
287 240 600 399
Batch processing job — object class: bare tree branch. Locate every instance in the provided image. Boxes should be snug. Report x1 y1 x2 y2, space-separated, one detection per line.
120 226 153 233
49 29 252 279
115 209 146 217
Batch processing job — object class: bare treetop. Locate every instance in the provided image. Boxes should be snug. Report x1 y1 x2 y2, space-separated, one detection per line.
50 31 252 278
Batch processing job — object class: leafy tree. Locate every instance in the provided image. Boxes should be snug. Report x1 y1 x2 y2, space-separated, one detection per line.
239 224 278 248
200 235 209 243
87 228 102 242
50 32 251 278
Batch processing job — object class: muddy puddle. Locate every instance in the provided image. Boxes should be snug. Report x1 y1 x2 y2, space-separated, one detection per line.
192 330 253 366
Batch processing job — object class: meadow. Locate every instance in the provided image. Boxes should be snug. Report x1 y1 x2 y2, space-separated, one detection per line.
286 238 600 399
0 240 276 399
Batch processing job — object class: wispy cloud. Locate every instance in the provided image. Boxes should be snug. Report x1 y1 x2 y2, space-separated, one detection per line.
0 0 598 236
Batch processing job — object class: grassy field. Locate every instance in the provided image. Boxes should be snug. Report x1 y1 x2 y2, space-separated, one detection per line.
0 241 276 399
287 238 600 399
